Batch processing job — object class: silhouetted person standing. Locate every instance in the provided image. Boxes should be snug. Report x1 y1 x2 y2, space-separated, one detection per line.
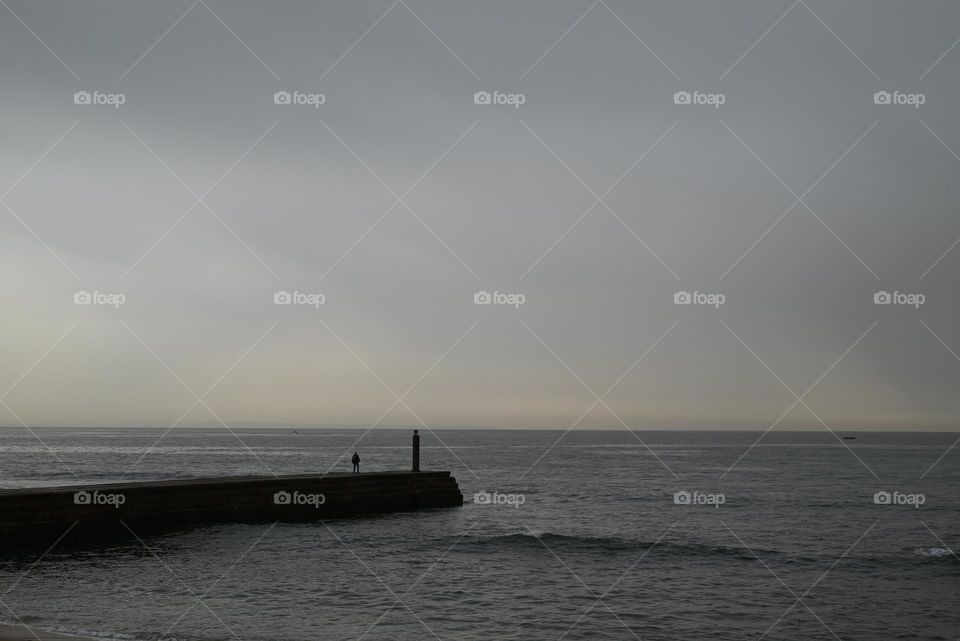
351 451 360 473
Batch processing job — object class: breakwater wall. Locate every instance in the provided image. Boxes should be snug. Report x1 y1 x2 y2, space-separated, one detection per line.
0 471 463 548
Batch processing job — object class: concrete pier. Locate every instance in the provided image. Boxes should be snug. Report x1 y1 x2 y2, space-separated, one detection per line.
0 471 463 548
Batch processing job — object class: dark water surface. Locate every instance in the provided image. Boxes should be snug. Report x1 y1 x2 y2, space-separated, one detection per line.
0 428 956 640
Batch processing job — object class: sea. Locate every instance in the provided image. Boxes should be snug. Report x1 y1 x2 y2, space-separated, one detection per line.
0 427 956 641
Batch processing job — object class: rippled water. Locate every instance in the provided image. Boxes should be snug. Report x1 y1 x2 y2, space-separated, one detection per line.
0 428 957 640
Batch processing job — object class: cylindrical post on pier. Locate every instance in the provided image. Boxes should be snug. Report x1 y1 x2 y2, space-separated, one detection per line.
412 429 420 472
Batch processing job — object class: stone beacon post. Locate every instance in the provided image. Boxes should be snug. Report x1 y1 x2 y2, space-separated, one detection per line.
412 429 420 472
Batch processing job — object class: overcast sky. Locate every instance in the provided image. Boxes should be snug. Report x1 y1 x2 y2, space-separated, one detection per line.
1 0 959 430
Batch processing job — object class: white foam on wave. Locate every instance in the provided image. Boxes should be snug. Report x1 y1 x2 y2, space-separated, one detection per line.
915 547 953 558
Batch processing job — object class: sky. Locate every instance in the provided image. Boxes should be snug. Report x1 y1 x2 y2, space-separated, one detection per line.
1 0 959 430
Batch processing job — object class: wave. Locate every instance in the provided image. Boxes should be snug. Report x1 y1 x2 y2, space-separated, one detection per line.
462 531 960 566
0 617 212 641
914 547 955 559
463 530 776 561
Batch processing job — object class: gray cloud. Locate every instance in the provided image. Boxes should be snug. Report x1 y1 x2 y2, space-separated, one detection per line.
1 0 959 430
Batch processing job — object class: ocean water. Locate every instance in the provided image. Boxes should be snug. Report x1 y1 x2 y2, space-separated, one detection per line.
0 427 957 641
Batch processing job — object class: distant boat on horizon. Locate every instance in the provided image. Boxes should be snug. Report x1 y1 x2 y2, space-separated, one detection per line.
842 436 856 440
